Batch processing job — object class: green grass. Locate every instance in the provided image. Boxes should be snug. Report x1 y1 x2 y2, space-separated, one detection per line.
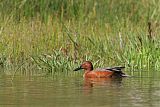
0 0 160 76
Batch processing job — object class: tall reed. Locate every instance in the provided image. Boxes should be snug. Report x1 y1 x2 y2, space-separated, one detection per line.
0 0 160 75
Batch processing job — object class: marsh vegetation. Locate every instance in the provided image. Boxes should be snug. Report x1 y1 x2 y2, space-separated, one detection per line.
0 0 160 75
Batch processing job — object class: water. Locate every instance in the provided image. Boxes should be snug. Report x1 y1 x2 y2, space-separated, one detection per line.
0 72 160 107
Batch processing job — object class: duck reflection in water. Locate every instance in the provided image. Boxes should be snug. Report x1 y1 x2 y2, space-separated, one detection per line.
83 77 123 94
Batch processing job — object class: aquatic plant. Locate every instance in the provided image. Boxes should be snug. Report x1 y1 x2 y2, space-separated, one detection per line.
0 0 160 75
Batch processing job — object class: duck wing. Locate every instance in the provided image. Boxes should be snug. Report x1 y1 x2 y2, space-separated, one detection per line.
106 66 125 72
95 66 128 77
95 66 125 72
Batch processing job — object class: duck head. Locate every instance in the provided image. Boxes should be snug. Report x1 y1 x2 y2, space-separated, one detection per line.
74 61 93 71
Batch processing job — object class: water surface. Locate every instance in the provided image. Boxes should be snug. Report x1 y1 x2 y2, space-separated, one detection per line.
0 71 160 107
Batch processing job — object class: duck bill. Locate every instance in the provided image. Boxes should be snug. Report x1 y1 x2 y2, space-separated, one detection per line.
74 66 82 71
